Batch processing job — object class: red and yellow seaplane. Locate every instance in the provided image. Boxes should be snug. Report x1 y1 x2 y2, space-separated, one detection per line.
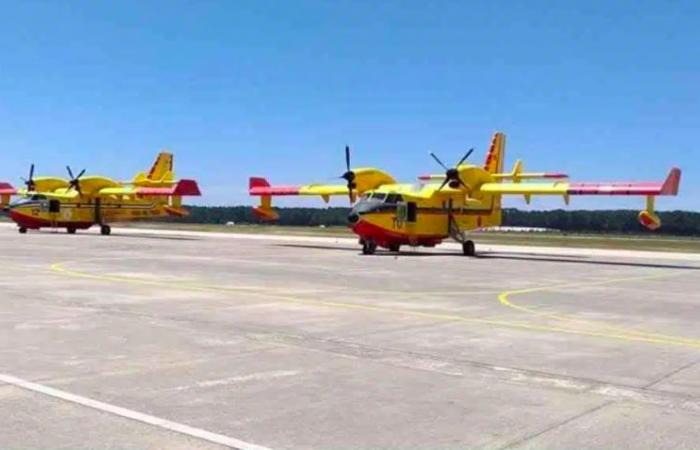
249 132 681 255
2 152 201 235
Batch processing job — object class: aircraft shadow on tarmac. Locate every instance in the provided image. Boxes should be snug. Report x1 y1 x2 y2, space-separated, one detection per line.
476 253 699 271
276 243 699 270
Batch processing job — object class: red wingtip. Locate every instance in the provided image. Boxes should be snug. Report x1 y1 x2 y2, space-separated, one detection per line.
0 182 16 195
249 177 271 190
173 179 201 196
660 168 681 196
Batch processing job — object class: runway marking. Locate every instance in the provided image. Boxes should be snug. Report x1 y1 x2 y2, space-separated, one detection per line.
0 372 272 450
48 261 700 349
172 370 301 391
497 272 700 346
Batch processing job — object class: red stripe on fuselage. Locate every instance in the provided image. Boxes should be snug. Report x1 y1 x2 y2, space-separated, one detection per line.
8 210 93 230
352 220 445 248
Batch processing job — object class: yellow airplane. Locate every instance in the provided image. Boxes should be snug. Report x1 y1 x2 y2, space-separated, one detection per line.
3 152 201 235
250 132 681 255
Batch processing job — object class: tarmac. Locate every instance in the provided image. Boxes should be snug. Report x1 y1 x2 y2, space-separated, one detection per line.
1 223 700 449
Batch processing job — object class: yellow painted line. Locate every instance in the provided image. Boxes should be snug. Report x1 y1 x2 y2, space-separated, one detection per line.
498 272 700 346
49 261 700 350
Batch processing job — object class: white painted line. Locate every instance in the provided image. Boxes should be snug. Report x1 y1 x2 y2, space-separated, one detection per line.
0 372 273 450
172 370 301 392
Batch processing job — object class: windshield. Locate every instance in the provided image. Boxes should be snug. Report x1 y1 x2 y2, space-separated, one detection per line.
9 194 48 208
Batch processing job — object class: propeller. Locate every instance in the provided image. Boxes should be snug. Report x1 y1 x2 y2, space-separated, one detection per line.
21 163 36 192
429 148 474 191
340 145 356 203
66 166 86 195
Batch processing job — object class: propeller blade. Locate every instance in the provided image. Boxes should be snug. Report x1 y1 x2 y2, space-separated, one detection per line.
429 152 449 171
76 169 86 179
345 146 351 172
29 164 35 180
437 178 450 192
456 148 474 167
66 166 74 179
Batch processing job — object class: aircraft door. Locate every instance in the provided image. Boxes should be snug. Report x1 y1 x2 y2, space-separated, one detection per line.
48 200 60 213
406 202 417 223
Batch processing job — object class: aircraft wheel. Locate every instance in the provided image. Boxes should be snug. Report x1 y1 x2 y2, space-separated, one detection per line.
100 225 111 236
462 240 476 257
18 227 27 234
362 240 377 255
388 243 401 253
67 227 76 234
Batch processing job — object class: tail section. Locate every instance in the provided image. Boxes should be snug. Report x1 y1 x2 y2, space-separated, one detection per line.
482 132 506 227
484 132 506 174
147 152 174 181
134 152 175 183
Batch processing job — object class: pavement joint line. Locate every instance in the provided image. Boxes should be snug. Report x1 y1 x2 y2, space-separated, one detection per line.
498 401 615 450
49 260 700 349
0 372 272 450
642 357 700 390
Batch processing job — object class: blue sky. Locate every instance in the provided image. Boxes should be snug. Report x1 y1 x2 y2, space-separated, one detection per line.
0 0 697 210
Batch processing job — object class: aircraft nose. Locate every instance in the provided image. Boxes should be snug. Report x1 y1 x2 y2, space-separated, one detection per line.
347 212 360 224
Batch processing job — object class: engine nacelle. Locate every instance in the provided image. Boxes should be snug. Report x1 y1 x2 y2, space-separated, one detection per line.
638 210 661 231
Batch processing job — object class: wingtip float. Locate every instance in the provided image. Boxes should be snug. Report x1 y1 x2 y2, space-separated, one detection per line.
249 132 682 255
5 152 202 235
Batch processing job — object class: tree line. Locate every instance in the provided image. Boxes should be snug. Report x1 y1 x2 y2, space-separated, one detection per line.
176 206 700 236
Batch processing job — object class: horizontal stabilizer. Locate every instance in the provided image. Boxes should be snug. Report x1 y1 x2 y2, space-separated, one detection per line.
137 179 201 196
99 179 201 197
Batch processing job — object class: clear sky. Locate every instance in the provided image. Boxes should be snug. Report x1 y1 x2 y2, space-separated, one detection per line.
0 0 697 210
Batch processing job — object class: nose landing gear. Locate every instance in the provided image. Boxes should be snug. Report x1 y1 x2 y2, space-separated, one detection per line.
462 240 476 256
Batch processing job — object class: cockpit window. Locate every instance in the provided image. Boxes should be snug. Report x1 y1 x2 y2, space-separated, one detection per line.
30 194 47 201
371 193 387 201
385 194 404 204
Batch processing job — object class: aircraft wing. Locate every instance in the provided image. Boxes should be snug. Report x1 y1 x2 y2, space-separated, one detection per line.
97 180 201 197
478 168 681 197
249 177 353 221
249 178 349 197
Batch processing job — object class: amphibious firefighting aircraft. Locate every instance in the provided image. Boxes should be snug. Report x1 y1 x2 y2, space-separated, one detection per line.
249 132 681 255
2 152 201 235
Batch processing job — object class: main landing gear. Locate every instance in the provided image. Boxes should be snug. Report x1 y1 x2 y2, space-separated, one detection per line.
362 240 377 255
67 227 76 234
100 225 111 236
462 240 476 257
18 227 27 234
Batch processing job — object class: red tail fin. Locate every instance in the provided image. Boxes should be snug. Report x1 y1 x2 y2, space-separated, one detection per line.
483 132 506 174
